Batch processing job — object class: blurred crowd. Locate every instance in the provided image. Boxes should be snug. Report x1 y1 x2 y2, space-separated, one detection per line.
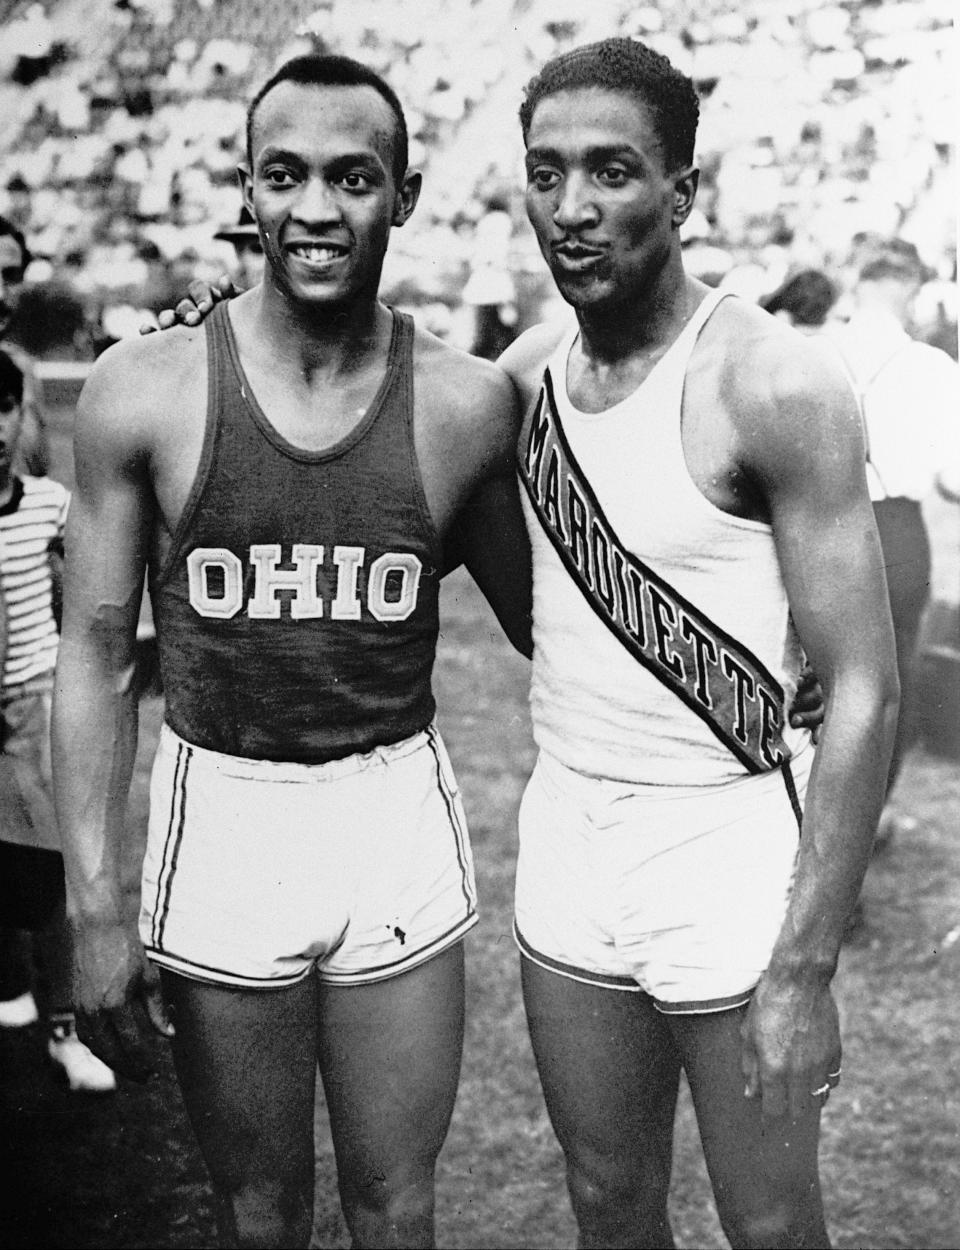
0 0 955 359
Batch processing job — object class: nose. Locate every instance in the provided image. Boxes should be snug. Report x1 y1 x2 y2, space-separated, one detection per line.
293 176 342 225
553 171 599 231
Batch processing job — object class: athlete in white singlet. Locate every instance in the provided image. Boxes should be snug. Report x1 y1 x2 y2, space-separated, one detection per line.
514 288 817 1018
499 38 898 1250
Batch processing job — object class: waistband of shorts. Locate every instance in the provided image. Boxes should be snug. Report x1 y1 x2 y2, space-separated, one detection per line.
1 673 54 707
537 739 814 802
158 720 439 782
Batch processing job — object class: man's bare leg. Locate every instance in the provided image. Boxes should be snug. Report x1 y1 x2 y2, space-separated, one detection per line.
520 957 681 1250
669 1007 829 1250
317 942 466 1249
161 970 318 1249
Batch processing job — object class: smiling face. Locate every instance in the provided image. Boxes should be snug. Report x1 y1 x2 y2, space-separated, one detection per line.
241 81 419 311
0 234 26 339
524 87 696 315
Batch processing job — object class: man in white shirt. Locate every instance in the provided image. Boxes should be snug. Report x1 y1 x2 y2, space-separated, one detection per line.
829 241 959 830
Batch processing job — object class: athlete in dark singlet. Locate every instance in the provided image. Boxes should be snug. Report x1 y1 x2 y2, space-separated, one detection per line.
52 54 530 1249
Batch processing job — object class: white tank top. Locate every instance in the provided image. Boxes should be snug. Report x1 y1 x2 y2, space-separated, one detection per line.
520 289 809 786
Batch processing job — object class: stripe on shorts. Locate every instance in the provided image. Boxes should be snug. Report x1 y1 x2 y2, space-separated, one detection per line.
781 757 803 831
514 921 642 991
653 989 754 1015
426 723 476 912
151 739 192 951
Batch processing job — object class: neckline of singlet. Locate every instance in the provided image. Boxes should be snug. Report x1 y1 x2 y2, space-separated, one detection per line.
551 286 729 422
214 300 407 464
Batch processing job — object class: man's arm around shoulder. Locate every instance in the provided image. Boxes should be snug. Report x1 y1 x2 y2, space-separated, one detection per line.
432 342 534 657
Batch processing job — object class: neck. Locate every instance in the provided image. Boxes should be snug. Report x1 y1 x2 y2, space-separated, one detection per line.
576 269 702 367
249 280 390 378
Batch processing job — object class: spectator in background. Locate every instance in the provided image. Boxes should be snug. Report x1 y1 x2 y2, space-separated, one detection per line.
828 242 960 843
0 348 115 1091
462 194 519 360
0 216 50 476
762 268 839 335
213 204 265 290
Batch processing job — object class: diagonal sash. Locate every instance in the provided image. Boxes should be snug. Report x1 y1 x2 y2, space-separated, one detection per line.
517 369 792 775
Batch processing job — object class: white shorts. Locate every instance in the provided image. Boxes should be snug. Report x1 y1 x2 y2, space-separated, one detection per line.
514 745 813 1014
140 722 477 989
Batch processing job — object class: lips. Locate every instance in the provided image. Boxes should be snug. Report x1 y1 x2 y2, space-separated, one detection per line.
552 241 606 271
287 242 349 266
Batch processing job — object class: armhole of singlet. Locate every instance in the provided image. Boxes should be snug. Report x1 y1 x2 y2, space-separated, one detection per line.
151 303 225 589
396 312 444 562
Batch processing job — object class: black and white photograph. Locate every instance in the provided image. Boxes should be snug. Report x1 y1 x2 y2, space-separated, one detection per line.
0 1 956 1246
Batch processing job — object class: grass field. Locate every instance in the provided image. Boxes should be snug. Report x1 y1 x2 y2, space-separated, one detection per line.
1 412 958 1249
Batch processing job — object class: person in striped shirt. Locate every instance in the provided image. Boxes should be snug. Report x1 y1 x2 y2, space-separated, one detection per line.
0 347 115 1092
0 216 50 477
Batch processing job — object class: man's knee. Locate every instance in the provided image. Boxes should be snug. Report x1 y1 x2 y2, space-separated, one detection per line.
339 1167 436 1249
565 1144 672 1247
717 1192 829 1250
216 1173 314 1249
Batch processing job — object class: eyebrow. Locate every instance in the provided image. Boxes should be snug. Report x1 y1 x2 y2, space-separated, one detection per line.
257 145 385 168
525 143 641 165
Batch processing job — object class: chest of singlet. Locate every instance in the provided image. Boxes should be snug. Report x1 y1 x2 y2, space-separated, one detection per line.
517 289 809 786
151 301 441 762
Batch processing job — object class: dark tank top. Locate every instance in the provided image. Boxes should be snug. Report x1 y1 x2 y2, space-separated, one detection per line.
150 301 441 762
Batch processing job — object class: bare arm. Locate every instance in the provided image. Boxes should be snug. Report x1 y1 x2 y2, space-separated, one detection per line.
738 340 899 1119
431 349 533 657
51 346 171 1080
445 467 533 658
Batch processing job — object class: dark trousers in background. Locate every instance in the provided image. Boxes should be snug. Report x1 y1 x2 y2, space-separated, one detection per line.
872 496 932 794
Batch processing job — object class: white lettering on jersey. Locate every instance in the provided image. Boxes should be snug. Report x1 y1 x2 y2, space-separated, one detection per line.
331 546 364 620
247 544 324 620
367 553 422 621
187 548 244 618
186 545 423 621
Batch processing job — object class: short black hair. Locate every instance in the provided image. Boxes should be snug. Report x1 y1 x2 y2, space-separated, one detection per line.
0 349 24 404
246 53 409 186
762 269 838 328
0 215 30 272
519 37 700 173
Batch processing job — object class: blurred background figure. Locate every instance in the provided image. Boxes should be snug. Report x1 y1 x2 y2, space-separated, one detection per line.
0 216 50 476
462 194 518 360
0 347 115 1093
827 241 959 844
213 204 264 289
761 268 839 334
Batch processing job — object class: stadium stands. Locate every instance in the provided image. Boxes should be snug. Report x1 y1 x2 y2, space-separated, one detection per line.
0 0 955 351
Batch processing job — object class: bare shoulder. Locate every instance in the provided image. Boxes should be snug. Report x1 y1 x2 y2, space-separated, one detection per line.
412 322 520 450
704 297 861 476
76 325 207 452
498 320 571 406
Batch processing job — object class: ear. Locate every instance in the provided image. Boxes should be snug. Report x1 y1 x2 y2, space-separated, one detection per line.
671 165 699 230
237 164 254 218
392 169 423 227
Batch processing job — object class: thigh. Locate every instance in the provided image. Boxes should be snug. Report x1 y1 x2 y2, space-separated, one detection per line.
161 970 319 1196
521 956 681 1185
669 1007 827 1246
316 942 465 1188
